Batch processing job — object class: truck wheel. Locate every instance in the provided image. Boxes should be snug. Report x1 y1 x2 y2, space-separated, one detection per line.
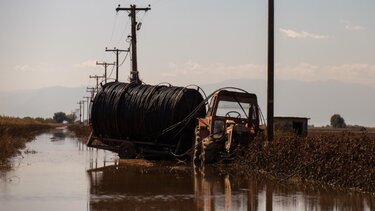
193 127 202 164
201 137 217 164
118 142 136 159
202 136 226 164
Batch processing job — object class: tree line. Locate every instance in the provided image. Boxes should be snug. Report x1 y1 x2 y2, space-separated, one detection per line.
53 112 77 123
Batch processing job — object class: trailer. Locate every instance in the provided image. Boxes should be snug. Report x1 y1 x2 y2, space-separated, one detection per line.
87 84 260 163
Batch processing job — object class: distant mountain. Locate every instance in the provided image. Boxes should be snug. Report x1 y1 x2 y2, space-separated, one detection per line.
0 80 374 126
0 86 86 118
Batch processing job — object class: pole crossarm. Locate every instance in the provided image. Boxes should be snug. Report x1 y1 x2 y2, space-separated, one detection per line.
116 4 151 13
86 87 95 97
105 48 129 53
96 61 115 84
89 75 105 93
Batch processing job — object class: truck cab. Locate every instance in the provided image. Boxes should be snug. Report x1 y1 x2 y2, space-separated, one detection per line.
193 90 260 164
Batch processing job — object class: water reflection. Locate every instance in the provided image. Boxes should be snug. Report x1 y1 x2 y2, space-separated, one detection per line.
50 131 66 141
0 130 374 211
87 161 375 211
88 163 195 210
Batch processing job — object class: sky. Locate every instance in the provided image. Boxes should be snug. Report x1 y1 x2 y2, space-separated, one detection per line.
0 0 374 125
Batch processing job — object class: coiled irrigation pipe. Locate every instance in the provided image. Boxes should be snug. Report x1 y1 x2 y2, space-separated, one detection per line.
91 82 206 151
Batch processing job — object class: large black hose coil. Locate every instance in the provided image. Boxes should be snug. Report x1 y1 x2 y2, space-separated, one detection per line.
91 82 206 149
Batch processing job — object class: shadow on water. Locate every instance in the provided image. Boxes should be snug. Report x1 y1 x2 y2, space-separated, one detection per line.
0 128 374 211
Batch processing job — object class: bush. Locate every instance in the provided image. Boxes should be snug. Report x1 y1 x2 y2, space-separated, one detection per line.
330 114 346 128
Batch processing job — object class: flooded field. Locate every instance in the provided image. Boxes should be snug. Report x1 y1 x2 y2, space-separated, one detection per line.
1 128 374 211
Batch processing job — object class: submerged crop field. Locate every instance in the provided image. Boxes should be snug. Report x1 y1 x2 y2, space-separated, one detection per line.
66 124 375 193
0 116 54 166
235 131 375 193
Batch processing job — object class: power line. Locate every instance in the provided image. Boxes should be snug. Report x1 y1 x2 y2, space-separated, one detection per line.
107 14 119 48
116 18 131 47
108 64 116 79
119 50 130 67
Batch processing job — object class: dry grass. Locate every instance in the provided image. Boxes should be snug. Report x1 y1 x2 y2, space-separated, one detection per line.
0 116 54 166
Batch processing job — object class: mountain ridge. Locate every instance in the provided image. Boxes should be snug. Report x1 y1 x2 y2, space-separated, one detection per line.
0 80 373 126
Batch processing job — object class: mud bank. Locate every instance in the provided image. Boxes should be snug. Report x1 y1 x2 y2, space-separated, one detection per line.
0 118 54 165
235 132 375 193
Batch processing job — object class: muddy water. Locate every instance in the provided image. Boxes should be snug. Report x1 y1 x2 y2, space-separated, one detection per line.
1 128 374 211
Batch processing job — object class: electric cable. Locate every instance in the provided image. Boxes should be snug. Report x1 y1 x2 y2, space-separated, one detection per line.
118 50 130 67
108 63 116 79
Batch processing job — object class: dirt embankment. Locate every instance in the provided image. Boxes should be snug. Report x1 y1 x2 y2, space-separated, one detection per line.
0 117 55 166
235 132 375 192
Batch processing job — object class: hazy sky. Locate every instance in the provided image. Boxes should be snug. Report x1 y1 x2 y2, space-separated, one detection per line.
0 0 374 91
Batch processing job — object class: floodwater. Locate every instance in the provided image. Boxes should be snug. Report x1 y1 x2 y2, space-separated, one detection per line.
1 128 374 211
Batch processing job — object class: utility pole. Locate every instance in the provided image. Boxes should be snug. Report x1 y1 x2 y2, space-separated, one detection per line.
74 108 79 123
86 87 95 123
89 75 105 93
86 87 95 98
116 4 151 84
83 96 90 124
105 47 129 82
96 61 115 84
77 101 83 124
81 100 85 125
267 0 274 141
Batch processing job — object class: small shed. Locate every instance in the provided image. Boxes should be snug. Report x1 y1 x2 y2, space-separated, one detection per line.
274 117 309 136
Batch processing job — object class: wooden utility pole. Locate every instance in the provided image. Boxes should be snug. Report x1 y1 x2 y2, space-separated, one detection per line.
96 61 115 84
77 101 83 124
116 4 151 84
89 75 105 93
83 96 90 124
86 87 95 121
267 0 274 141
81 100 85 125
105 47 130 82
86 87 95 97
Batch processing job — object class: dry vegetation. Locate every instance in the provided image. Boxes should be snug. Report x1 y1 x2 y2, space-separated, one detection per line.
0 116 54 166
235 131 375 192
67 124 91 139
